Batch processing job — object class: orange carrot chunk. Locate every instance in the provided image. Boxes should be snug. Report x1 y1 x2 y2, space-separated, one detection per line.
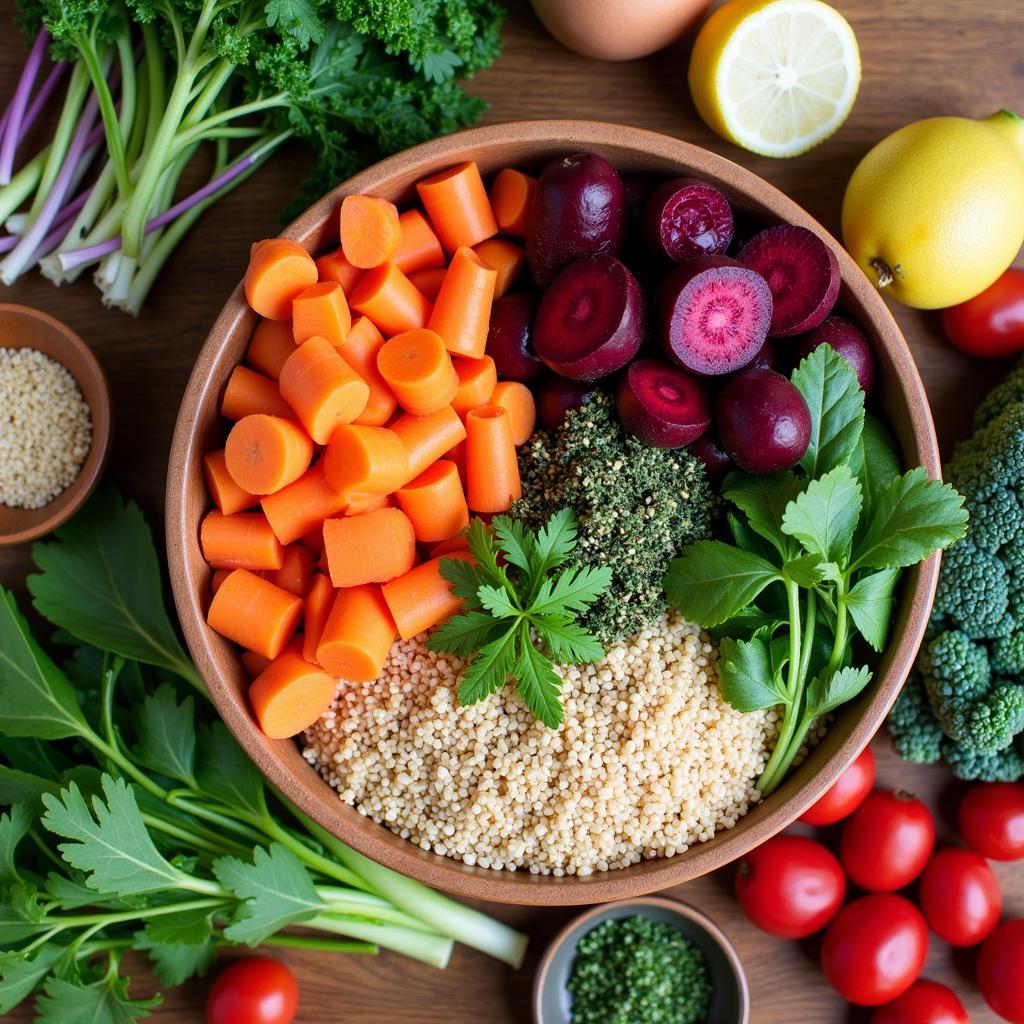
391 405 466 483
381 551 474 640
225 414 314 495
207 568 303 659
266 543 317 596
246 319 297 380
245 238 318 320
221 365 295 422
210 568 233 595
300 527 326 556
316 585 396 681
407 266 447 303
292 281 352 346
201 510 284 571
426 534 471 559
334 316 398 427
474 238 525 299
261 462 348 545
315 248 364 294
344 492 392 516
450 355 497 417
240 649 271 679
249 644 335 738
349 263 432 337
323 424 408 496
489 380 537 446
465 405 521 513
302 573 334 664
427 246 497 359
203 449 258 516
340 194 401 269
489 168 536 237
396 460 469 542
323 507 416 588
416 162 497 252
392 209 446 274
445 438 467 488
376 328 458 416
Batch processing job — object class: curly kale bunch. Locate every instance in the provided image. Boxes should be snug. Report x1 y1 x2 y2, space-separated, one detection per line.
510 393 712 643
889 359 1024 780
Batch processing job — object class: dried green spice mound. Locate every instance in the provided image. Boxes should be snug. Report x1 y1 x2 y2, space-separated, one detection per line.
510 393 712 643
567 915 713 1024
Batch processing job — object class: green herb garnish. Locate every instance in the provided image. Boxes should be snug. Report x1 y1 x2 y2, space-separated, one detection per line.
664 346 969 795
429 511 612 729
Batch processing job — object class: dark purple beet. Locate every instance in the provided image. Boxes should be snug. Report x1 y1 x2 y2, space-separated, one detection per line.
689 433 733 481
535 376 598 429
615 358 711 448
749 341 780 372
716 368 811 474
533 255 644 381
737 225 840 337
526 153 625 288
622 173 656 216
486 293 543 382
793 316 876 395
657 254 773 375
642 177 734 263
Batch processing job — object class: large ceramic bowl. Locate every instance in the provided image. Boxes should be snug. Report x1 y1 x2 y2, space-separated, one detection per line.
167 121 940 906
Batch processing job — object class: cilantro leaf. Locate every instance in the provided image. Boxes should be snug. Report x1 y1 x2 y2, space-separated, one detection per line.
846 568 901 652
427 611 504 657
0 805 32 884
0 943 63 1014
722 472 804 558
264 0 324 47
457 628 518 706
531 564 612 615
850 413 902 519
781 466 863 565
132 684 196 786
438 556 485 607
464 518 504 588
718 636 789 712
513 624 564 729
807 665 873 717
491 516 535 576
0 883 50 943
532 613 604 665
477 584 520 619
36 971 161 1024
194 721 268 824
135 932 216 987
783 554 827 589
528 508 578 585
0 766 60 810
141 903 215 946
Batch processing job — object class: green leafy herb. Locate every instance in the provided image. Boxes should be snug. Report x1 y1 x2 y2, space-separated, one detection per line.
429 510 612 728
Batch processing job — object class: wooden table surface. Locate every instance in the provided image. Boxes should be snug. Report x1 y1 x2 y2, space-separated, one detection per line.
2 0 1022 1020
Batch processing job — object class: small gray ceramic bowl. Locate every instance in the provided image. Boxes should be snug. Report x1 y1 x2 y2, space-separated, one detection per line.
533 896 749 1024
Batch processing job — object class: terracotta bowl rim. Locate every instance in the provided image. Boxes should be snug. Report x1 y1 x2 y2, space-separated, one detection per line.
167 119 941 905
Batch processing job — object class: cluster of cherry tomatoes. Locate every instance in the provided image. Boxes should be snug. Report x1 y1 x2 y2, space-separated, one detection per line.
734 747 1024 1022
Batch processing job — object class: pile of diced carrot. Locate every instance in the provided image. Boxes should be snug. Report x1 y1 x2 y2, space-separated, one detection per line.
200 161 540 740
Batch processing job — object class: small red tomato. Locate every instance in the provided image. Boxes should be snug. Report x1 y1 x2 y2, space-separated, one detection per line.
870 980 969 1024
941 267 1024 359
800 746 876 826
735 834 846 938
960 782 1024 861
206 957 298 1024
978 919 1024 1023
821 894 928 1006
918 846 1002 946
840 789 935 891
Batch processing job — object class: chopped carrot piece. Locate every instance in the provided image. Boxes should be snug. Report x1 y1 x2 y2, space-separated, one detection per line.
266 543 316 596
408 266 447 303
292 281 352 346
210 568 233 595
221 365 295 422
323 424 408 496
376 328 458 416
381 551 474 640
208 568 303 659
315 247 364 293
489 380 537 446
426 534 470 559
225 414 314 495
416 162 497 252
245 238 318 320
334 316 397 427
323 507 416 588
396 460 469 542
465 405 521 513
300 526 326 556
391 405 466 483
247 319 296 380
249 643 335 738
450 355 497 417
474 238 525 298
201 510 285 571
392 209 446 274
340 194 401 269
445 438 467 489
240 649 272 679
316 585 396 681
489 168 536 237
261 462 348 545
203 449 258 516
345 492 392 516
349 263 432 337
427 246 497 359
302 573 334 664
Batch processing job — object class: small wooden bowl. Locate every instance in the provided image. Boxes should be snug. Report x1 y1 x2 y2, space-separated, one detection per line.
533 897 749 1024
0 304 111 546
168 121 941 906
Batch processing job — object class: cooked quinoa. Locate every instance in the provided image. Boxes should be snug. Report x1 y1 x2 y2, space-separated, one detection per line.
0 347 91 509
304 612 779 875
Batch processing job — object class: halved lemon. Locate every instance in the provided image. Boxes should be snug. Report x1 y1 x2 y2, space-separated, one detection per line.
688 0 861 158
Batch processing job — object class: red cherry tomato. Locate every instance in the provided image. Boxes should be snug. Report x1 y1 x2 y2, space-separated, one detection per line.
941 268 1024 359
918 846 1002 946
978 919 1024 1023
734 834 846 938
800 746 876 825
840 789 935 891
206 957 298 1024
960 782 1024 861
870 980 969 1024
821 894 928 1006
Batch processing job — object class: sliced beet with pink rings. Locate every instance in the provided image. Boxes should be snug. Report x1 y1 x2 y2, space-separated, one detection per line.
616 358 711 448
533 254 645 381
657 254 773 375
737 225 840 338
642 177 734 263
793 316 876 395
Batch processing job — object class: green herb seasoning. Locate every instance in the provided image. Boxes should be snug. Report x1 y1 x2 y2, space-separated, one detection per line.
511 393 712 643
567 916 713 1024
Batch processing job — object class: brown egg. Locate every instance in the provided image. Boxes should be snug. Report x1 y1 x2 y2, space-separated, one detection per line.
531 0 712 61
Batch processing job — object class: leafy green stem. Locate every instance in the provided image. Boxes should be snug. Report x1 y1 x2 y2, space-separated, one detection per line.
828 577 850 675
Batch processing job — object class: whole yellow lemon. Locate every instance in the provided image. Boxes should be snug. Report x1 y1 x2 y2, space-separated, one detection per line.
842 111 1024 309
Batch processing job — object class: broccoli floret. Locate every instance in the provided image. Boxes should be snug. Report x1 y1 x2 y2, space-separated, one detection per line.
993 633 1024 675
975 359 1024 430
943 737 1024 782
932 541 1011 638
887 674 945 764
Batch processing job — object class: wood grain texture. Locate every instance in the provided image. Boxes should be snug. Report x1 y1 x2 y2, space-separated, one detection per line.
1 0 1022 1019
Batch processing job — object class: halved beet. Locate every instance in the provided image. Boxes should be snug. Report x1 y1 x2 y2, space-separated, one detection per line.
535 375 597 429
749 341 780 372
642 177 734 263
737 225 840 337
657 254 772 375
689 432 733 481
486 293 543 382
527 153 626 287
793 316 876 395
533 255 644 381
616 358 711 448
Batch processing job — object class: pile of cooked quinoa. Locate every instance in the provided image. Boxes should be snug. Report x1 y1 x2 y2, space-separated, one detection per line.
304 612 779 876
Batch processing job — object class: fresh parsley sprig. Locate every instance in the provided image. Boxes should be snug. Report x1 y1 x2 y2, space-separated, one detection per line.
429 511 612 730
